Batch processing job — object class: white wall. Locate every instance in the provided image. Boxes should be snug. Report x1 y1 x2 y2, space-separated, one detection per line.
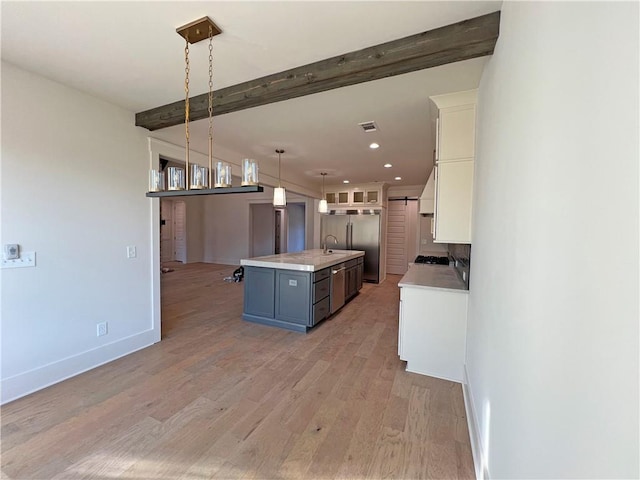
1 62 155 403
250 202 276 258
287 203 306 252
202 189 312 265
184 197 204 263
466 3 639 478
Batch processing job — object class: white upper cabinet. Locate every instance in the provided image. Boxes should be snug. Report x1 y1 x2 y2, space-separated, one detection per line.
433 160 474 243
438 104 476 161
430 89 477 244
325 183 386 208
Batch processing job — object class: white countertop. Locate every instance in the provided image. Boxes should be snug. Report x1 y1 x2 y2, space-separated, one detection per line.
398 263 468 292
241 249 364 272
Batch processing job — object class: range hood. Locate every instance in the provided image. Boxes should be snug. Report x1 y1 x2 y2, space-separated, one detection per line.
419 169 435 215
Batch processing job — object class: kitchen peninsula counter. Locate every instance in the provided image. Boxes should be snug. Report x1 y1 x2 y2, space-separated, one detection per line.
241 249 364 271
398 263 468 383
241 249 364 332
398 264 468 292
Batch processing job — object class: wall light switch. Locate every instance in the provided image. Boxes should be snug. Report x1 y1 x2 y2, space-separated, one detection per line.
1 251 36 269
126 246 137 259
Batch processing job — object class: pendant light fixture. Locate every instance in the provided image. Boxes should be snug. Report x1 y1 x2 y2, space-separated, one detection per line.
145 17 264 198
273 149 286 207
318 172 328 213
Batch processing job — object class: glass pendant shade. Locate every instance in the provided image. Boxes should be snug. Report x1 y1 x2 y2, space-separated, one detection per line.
149 170 165 192
214 161 232 187
318 199 328 213
190 165 209 189
242 158 259 186
273 187 286 207
167 167 186 190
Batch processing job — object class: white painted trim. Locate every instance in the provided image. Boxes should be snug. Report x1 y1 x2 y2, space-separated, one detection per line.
463 364 489 480
430 88 478 109
149 138 162 344
405 367 462 384
203 257 245 266
1 330 157 404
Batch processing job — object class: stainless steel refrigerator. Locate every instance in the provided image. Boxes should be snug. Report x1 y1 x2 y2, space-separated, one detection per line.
321 210 381 283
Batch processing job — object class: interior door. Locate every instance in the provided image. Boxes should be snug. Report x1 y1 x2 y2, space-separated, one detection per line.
160 199 174 262
274 209 282 254
173 200 186 263
386 199 418 275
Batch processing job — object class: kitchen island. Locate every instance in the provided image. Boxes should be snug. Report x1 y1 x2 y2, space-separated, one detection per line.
241 249 364 332
398 263 468 382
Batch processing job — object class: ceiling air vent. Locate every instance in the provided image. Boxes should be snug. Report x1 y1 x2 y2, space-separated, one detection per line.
358 121 378 133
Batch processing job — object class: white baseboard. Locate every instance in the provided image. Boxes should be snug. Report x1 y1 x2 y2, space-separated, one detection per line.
405 365 463 384
1 329 158 404
203 257 239 266
462 364 489 480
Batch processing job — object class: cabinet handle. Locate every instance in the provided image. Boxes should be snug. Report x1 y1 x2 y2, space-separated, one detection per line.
332 267 345 274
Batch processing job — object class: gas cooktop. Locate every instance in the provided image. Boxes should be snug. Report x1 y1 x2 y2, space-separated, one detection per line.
414 255 450 265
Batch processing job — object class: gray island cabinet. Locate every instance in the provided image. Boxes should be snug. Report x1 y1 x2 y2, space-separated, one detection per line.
241 249 364 332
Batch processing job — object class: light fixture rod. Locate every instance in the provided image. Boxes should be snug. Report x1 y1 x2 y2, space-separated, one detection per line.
276 149 284 187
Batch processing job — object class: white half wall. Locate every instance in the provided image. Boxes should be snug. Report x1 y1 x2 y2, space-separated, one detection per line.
1 62 156 403
466 3 639 478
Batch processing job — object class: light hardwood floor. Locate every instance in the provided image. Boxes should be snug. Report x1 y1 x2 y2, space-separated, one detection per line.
1 262 474 479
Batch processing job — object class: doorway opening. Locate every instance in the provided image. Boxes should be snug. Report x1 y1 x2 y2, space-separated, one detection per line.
161 199 186 264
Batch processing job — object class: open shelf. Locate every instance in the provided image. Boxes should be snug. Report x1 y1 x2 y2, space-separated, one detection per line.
146 185 264 197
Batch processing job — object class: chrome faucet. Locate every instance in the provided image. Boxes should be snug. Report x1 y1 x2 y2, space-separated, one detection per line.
323 234 338 254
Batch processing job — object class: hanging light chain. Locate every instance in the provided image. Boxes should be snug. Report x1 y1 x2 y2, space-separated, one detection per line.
184 36 191 188
208 27 214 127
208 26 214 186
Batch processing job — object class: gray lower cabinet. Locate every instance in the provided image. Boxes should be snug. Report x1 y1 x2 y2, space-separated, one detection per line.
243 266 332 332
345 258 359 300
243 266 275 318
275 270 310 325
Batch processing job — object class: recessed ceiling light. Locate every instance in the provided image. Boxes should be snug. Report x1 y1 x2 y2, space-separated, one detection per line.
369 143 380 149
384 163 392 168
395 177 402 181
343 180 350 184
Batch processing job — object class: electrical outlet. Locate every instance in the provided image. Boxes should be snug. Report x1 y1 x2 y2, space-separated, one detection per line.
97 322 108 337
421 239 427 245
126 246 137 258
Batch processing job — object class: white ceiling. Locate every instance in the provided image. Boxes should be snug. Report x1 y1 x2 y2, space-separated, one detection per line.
1 1 501 192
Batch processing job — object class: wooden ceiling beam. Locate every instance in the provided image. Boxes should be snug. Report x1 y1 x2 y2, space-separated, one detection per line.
136 11 500 131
